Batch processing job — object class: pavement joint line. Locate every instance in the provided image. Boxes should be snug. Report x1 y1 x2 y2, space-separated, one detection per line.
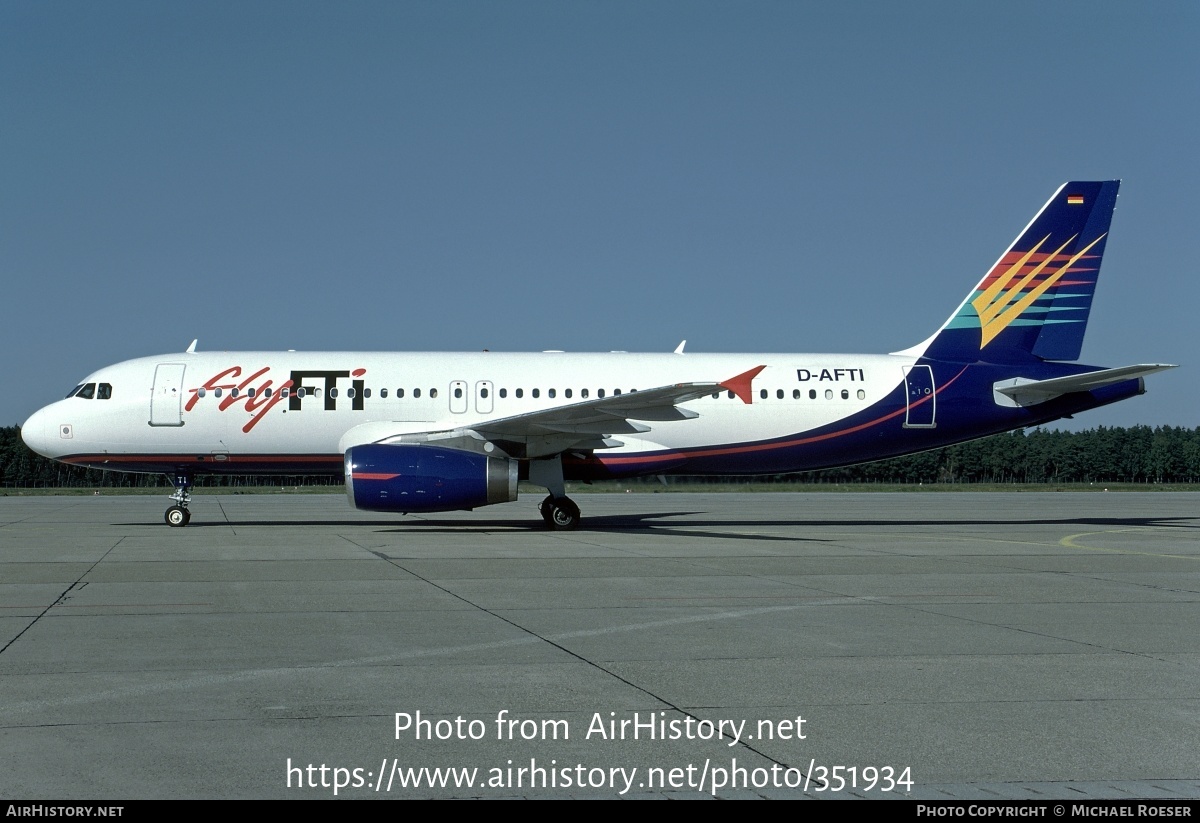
0 536 125 658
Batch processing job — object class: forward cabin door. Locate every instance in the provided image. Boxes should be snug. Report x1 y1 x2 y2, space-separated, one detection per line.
150 364 186 427
903 364 936 428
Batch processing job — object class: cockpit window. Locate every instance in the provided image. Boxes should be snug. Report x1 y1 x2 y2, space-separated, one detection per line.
97 383 112 400
76 383 96 399
66 384 84 399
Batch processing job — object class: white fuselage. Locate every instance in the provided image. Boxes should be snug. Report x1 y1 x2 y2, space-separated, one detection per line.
22 350 915 476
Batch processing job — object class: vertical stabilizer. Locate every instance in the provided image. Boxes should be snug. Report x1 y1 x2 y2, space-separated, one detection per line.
906 181 1120 364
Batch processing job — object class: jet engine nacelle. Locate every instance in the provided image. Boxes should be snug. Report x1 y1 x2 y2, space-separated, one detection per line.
345 443 519 513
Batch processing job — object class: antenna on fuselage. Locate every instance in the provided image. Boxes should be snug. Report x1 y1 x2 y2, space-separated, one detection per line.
185 339 198 354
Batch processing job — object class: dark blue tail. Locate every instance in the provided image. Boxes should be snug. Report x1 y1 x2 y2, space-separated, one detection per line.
915 181 1120 364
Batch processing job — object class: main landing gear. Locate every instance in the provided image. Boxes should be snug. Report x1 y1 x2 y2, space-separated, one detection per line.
530 456 582 531
165 473 193 527
539 494 581 531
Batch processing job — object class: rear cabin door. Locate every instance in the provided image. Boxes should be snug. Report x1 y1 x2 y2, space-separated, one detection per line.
903 365 936 428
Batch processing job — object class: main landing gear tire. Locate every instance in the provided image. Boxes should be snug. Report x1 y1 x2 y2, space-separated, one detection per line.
546 497 581 531
165 505 191 527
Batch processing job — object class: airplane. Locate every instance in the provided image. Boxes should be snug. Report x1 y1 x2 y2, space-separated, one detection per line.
20 180 1175 529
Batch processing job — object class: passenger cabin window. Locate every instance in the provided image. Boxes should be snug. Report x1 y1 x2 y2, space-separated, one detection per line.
198 388 207 398
347 388 356 399
397 388 404 398
809 389 817 399
414 388 421 398
760 389 768 399
499 388 507 398
548 388 556 399
581 389 589 399
793 389 801 399
215 388 224 398
480 387 489 398
516 388 523 398
246 388 255 398
430 388 438 398
598 389 605 398
329 388 338 398
380 388 388 398
532 389 540 399
564 389 572 399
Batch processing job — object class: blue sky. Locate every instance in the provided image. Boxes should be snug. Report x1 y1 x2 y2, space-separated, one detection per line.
3 1 1196 429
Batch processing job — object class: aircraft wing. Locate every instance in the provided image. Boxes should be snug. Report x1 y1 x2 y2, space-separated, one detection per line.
354 365 766 459
994 364 1177 407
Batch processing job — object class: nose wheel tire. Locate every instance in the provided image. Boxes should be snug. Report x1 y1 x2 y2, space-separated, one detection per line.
165 473 194 527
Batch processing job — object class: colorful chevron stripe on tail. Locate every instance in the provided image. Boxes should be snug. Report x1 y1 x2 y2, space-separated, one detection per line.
917 180 1120 364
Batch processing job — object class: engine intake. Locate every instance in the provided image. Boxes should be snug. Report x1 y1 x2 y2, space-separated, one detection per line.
345 444 518 513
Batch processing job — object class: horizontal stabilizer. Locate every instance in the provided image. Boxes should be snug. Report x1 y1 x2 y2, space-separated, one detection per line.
994 364 1176 407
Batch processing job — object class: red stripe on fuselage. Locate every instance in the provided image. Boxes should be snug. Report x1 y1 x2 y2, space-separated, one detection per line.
60 454 343 466
597 366 968 466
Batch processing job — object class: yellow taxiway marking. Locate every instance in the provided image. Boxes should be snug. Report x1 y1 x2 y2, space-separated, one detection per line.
1059 529 1198 561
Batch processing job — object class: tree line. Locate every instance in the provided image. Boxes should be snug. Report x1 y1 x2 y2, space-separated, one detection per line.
2 424 1199 489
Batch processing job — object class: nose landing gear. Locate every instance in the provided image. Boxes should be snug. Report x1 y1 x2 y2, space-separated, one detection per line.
165 473 193 527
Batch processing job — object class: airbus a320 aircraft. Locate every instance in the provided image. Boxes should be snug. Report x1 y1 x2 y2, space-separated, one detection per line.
22 181 1175 529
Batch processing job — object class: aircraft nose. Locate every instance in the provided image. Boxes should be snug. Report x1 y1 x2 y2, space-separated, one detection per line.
21 405 59 458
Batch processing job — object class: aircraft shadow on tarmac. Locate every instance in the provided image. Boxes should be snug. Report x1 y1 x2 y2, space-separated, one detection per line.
114 510 1200 542
117 511 820 542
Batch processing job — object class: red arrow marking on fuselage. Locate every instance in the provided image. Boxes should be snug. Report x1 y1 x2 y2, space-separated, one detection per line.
720 365 767 404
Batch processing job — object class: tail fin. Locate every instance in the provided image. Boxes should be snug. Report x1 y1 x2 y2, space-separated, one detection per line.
905 181 1120 364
